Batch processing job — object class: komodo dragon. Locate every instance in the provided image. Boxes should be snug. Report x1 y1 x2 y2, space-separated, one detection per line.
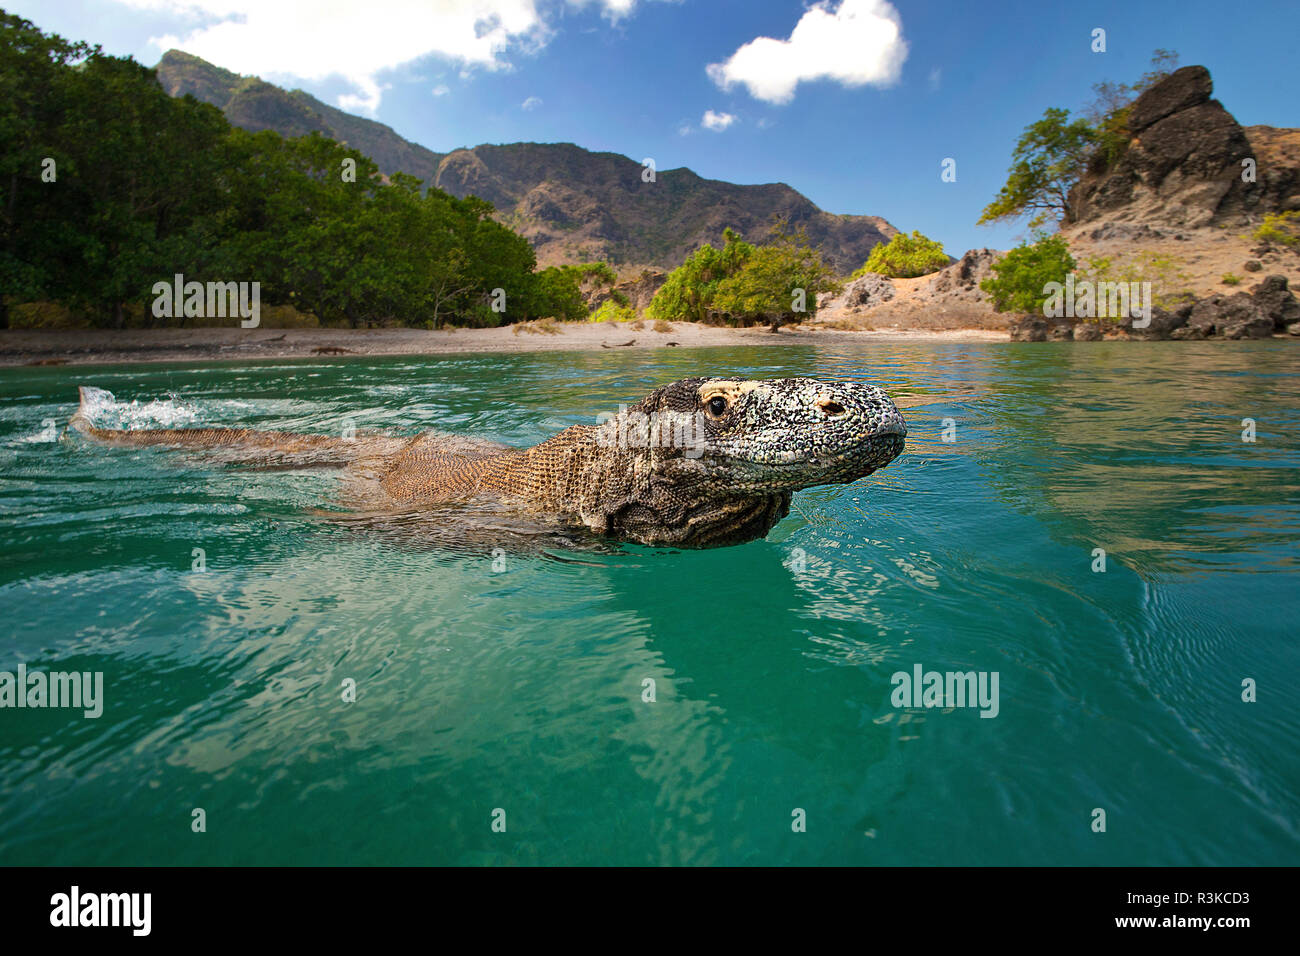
70 377 907 548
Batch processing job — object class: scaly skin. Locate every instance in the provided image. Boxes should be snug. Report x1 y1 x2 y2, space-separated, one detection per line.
71 377 907 548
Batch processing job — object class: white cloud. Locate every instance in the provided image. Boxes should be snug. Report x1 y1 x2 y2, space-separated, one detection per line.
568 0 638 20
928 67 941 92
706 0 908 105
521 95 543 110
432 84 451 97
677 122 693 136
118 0 557 113
701 109 736 131
339 83 391 113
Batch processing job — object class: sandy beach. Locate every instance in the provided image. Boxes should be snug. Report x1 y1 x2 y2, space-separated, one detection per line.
0 322 1007 367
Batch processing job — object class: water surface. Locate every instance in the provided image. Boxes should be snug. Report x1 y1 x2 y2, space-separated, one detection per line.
1 341 1297 865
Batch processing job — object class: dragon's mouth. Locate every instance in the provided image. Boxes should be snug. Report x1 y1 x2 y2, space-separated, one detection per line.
818 432 905 470
752 430 905 470
718 431 905 491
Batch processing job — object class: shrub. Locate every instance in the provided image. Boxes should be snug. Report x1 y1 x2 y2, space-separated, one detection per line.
853 231 949 279
713 225 841 326
1251 211 1300 247
589 300 636 323
512 318 561 335
648 227 754 323
980 235 1075 313
1082 251 1194 311
526 263 618 321
648 222 839 327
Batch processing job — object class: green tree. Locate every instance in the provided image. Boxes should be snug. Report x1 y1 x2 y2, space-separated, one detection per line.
981 50 1180 230
442 193 536 327
525 266 587 321
0 16 562 331
977 109 1096 229
0 14 96 327
222 131 388 327
1084 50 1180 169
1 17 231 327
648 227 754 323
979 235 1075 313
852 230 949 278
519 263 616 321
57 54 232 326
218 134 537 328
714 223 841 330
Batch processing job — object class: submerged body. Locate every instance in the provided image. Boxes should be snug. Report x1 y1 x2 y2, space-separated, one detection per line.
70 377 906 548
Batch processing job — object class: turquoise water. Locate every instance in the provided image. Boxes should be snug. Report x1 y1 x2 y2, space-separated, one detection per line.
1 342 1297 866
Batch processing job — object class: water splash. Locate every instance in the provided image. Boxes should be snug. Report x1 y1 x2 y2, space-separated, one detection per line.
73 385 200 430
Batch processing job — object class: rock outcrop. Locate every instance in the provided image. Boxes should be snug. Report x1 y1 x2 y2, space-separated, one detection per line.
1251 273 1300 327
925 248 999 302
1068 66 1300 228
1008 315 1071 341
1181 275 1299 339
1009 274 1300 341
820 273 896 313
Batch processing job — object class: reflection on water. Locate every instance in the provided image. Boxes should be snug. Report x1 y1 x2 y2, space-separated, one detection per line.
0 341 1297 865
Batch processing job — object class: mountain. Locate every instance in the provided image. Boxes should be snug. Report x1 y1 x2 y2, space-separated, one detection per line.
428 142 899 272
153 50 897 272
155 50 443 185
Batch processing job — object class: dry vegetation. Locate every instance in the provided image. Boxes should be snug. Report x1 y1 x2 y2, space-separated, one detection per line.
511 318 562 336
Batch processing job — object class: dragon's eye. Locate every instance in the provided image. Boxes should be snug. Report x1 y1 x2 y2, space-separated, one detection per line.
707 396 729 417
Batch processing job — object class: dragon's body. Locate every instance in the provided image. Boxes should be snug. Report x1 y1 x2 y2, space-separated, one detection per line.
71 377 906 548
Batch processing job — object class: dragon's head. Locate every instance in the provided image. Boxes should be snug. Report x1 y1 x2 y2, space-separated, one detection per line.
593 377 906 546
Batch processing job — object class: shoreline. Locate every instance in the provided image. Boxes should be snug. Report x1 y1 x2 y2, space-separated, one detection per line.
0 324 1008 367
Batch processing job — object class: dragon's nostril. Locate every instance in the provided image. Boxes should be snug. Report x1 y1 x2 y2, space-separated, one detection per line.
817 399 845 416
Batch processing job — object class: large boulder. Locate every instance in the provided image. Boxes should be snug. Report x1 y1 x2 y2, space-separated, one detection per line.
1008 314 1074 341
1008 315 1048 341
1221 313 1275 339
1250 274 1300 330
1176 276 1299 338
1128 65 1214 132
925 248 999 302
1124 303 1192 340
838 272 896 311
1067 66 1296 227
1188 292 1273 338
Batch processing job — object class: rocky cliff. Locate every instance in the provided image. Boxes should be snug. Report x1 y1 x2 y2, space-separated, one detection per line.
1068 66 1300 228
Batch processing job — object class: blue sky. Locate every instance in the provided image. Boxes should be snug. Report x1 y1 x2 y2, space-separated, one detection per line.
12 0 1299 258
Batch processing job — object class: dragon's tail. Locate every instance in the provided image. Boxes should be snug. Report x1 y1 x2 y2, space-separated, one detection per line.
69 386 111 438
70 386 403 467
